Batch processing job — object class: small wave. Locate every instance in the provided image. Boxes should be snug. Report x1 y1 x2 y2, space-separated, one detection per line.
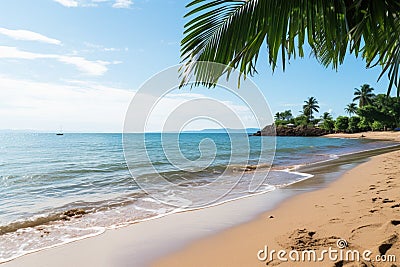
275 169 314 187
0 209 87 236
0 226 105 264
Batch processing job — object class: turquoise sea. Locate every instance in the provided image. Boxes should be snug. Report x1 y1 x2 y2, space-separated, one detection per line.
0 133 397 262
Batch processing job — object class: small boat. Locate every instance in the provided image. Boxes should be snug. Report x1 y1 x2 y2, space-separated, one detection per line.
56 126 64 136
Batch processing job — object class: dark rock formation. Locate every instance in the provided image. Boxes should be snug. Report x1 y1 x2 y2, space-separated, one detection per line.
60 209 86 220
252 124 327 137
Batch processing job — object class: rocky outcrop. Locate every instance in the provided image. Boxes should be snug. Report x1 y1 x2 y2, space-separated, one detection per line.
252 124 328 137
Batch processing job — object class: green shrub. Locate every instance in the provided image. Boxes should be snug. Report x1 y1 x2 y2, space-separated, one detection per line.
294 115 309 126
348 116 361 133
321 119 335 132
371 121 383 131
357 118 370 131
335 116 349 132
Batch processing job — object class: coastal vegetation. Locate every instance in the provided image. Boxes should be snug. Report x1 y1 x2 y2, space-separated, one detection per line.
273 84 400 134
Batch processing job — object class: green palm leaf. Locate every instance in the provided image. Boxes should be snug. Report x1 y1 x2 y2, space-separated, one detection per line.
181 0 400 95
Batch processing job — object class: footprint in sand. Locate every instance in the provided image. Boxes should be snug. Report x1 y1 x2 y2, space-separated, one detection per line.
350 220 399 257
383 198 395 203
378 234 398 256
350 223 381 243
277 229 338 251
333 259 371 267
391 220 400 226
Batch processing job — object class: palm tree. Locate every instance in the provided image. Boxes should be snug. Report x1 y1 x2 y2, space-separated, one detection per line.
181 1 400 96
353 84 375 107
281 110 293 121
321 112 332 121
345 103 358 117
274 112 281 121
303 97 320 122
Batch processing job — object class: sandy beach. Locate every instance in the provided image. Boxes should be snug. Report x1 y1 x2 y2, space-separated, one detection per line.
326 131 400 142
155 133 400 267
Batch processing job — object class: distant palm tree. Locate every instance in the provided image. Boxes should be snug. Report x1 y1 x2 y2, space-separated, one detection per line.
345 103 358 117
280 110 293 121
274 112 281 121
321 112 332 121
303 97 320 122
353 84 375 107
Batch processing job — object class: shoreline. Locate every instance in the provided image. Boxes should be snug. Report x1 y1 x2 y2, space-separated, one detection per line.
2 135 399 266
154 136 400 266
325 131 400 142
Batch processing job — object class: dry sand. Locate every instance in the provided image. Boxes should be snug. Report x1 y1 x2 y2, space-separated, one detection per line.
155 135 400 266
326 131 400 142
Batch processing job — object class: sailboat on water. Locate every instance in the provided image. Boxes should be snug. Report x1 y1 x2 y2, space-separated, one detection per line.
56 126 64 136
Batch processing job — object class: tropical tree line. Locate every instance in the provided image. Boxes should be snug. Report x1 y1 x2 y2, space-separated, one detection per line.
275 96 320 127
274 84 400 133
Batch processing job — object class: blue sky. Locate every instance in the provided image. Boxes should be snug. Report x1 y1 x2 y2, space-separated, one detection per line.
0 0 393 132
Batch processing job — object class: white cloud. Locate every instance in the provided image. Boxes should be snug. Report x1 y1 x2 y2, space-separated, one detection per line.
0 28 61 45
281 103 302 107
53 0 78 7
0 46 42 60
57 56 110 76
104 47 118 52
0 76 258 132
0 76 133 132
112 0 133 9
83 42 126 52
53 0 133 8
0 46 113 76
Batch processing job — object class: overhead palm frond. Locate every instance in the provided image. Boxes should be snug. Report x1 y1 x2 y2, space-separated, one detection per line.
180 0 400 95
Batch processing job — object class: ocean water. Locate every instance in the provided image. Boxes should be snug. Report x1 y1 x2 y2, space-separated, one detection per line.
0 133 397 262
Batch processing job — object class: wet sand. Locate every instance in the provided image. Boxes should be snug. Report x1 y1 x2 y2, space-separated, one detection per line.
154 135 400 266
